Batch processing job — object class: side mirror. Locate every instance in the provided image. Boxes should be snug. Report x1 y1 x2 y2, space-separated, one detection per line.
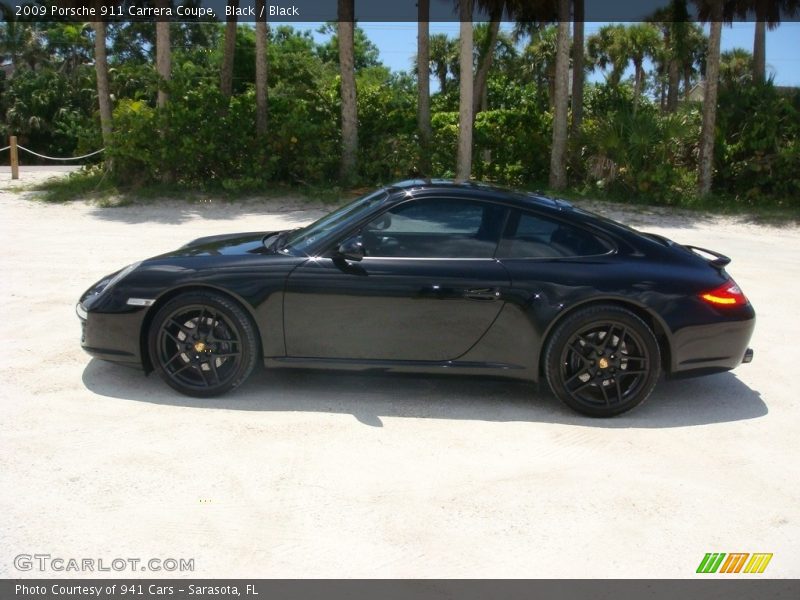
337 236 365 262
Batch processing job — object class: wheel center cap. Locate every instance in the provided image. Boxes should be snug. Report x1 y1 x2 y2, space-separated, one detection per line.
194 341 206 352
598 357 609 369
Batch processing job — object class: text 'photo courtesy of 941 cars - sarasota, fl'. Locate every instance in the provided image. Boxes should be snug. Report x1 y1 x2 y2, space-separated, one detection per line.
76 180 755 417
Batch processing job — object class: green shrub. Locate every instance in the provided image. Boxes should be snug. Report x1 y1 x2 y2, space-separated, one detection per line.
579 103 700 205
473 108 551 186
716 82 800 206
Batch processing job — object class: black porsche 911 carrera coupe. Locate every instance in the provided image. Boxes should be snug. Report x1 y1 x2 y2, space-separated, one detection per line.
77 180 755 417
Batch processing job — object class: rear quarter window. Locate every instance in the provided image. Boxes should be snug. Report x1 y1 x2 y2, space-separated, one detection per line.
497 210 614 259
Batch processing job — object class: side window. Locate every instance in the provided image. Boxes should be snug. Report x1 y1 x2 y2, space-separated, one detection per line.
360 198 507 259
497 210 612 259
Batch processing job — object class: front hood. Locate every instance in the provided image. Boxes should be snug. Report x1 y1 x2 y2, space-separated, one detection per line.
163 231 281 258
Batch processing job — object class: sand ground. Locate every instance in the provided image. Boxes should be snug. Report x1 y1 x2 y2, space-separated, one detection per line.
1 168 798 578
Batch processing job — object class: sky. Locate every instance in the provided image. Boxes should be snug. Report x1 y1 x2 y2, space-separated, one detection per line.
274 21 800 88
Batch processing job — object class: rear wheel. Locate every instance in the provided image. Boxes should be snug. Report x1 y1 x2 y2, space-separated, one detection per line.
544 305 660 417
148 291 259 397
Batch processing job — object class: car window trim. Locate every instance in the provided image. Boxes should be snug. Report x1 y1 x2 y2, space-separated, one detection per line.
358 256 500 262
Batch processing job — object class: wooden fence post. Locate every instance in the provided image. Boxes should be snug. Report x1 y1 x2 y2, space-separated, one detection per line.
10 136 19 180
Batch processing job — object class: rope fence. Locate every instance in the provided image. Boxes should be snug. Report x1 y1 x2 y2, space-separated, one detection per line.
2 136 105 179
15 146 106 161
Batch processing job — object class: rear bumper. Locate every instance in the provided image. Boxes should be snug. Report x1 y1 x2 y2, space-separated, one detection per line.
670 311 755 376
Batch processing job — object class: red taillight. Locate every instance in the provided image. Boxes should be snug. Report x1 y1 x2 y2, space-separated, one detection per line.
700 279 748 307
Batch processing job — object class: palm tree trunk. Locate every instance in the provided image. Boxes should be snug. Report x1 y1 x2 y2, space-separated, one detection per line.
570 0 584 135
92 21 112 161
632 62 643 113
155 2 172 182
549 2 570 191
456 2 474 182
338 0 358 183
255 0 268 137
438 70 448 94
698 8 722 196
753 20 766 84
472 11 501 119
666 57 679 111
155 7 170 109
221 0 239 99
417 0 432 176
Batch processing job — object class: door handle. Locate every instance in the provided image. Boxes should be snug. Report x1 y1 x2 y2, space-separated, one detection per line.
463 287 500 301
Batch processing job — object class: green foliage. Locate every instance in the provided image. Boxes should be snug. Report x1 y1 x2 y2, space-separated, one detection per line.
1 66 98 158
356 68 418 183
109 68 269 187
2 20 798 217
716 82 800 206
430 111 458 179
473 109 552 186
315 23 382 70
579 100 701 204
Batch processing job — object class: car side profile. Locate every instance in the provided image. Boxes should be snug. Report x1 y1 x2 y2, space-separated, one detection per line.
77 180 755 417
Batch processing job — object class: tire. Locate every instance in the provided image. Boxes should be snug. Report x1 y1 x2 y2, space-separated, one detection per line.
148 291 259 397
544 305 661 417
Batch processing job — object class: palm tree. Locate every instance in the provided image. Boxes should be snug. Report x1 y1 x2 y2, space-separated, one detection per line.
571 0 585 134
587 24 629 87
255 0 268 137
417 0 432 175
338 0 358 183
668 9 693 111
155 0 171 108
549 0 570 190
429 33 455 93
725 0 799 84
456 0 474 182
92 21 112 166
518 25 558 107
626 23 661 111
221 0 239 98
697 0 723 195
589 23 660 111
679 23 707 98
649 1 690 112
719 47 753 87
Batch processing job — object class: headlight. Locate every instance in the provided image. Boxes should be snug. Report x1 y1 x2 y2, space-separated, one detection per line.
103 261 141 292
84 261 142 302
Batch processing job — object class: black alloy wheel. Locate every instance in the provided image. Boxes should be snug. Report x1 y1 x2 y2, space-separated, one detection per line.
545 305 661 417
148 291 259 397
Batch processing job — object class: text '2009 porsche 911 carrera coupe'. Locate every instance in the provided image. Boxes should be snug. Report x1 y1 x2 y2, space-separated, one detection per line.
77 180 755 417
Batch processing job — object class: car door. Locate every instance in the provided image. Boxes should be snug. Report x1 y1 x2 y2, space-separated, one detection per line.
283 197 511 361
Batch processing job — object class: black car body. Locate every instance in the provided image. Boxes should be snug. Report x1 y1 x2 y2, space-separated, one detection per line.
77 180 755 416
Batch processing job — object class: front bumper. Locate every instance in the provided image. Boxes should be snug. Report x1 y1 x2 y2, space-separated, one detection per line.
77 301 147 368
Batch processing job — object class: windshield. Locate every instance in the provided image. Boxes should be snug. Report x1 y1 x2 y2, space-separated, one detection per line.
280 189 389 254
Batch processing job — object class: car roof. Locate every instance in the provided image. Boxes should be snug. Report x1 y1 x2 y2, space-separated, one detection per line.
385 179 571 212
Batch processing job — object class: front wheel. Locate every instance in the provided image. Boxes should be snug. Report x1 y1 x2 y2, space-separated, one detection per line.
544 305 661 417
148 291 259 397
